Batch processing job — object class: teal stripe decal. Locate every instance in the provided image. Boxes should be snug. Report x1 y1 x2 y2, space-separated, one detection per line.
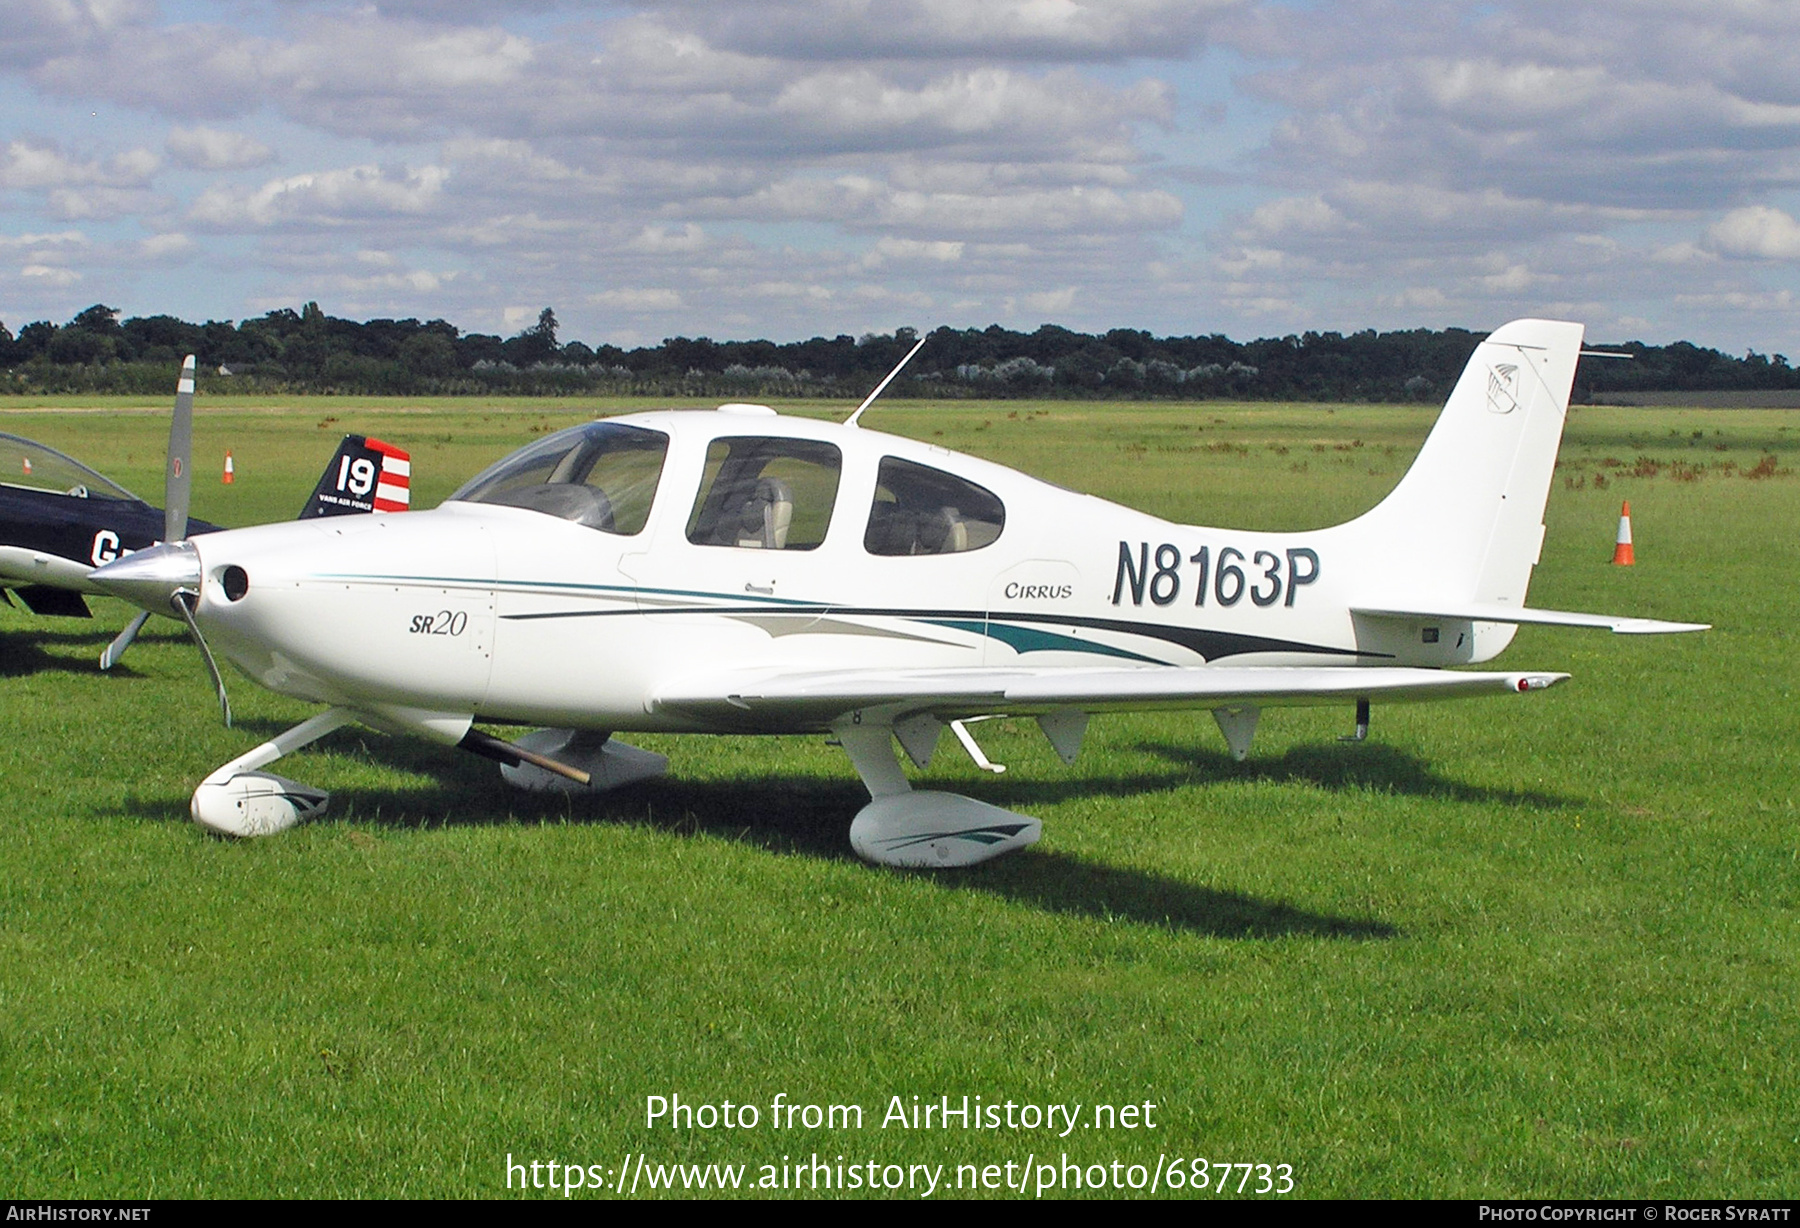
929 619 1161 663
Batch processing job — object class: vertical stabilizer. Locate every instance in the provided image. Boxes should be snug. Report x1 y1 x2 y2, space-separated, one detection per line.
299 436 412 518
1339 319 1584 614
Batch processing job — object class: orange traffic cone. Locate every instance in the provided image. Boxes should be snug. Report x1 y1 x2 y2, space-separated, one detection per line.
222 450 235 484
21 456 30 475
1611 500 1634 566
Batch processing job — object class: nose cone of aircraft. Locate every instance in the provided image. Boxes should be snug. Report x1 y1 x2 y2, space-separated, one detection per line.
90 539 202 612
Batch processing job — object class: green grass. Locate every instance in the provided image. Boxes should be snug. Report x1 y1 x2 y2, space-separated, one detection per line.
0 397 1795 1198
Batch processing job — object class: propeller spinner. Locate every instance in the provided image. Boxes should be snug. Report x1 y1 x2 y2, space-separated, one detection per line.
90 537 233 726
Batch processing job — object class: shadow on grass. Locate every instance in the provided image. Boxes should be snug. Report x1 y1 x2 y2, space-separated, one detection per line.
938 848 1395 939
1132 739 1576 810
212 716 1575 813
0 623 188 677
0 626 113 676
127 723 1395 941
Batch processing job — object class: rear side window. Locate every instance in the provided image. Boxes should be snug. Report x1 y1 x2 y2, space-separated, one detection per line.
686 437 842 550
865 456 1005 556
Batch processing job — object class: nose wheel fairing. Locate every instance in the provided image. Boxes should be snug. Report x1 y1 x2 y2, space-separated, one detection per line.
189 708 356 837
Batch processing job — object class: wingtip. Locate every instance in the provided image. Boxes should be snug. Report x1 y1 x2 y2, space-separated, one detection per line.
1612 619 1712 635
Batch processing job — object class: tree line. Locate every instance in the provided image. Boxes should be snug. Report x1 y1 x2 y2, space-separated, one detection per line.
1 302 1793 402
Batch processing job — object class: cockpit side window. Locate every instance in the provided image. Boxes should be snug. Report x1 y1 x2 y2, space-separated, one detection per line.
449 422 668 534
685 437 842 550
865 456 1005 556
0 433 141 502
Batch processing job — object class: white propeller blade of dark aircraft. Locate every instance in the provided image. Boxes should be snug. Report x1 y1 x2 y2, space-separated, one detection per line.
164 354 195 544
99 610 151 671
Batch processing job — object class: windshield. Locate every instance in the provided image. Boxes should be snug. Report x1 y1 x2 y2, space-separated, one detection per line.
0 432 143 502
449 421 669 535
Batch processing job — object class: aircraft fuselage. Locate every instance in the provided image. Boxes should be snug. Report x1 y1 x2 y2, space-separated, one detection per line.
0 483 221 596
177 408 1494 735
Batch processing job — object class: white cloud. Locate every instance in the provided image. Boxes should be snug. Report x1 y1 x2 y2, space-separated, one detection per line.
635 0 1240 62
190 163 450 228
627 224 707 254
1389 286 1449 310
709 175 1181 236
1229 4 1800 225
0 139 155 189
1023 286 1078 313
20 263 79 285
2 4 1198 341
862 237 965 268
136 232 193 260
1651 241 1710 265
1478 264 1541 293
769 67 1172 153
46 185 160 219
166 126 275 171
745 280 835 302
1236 195 1342 240
6 0 1800 350
0 0 150 70
34 14 534 134
0 229 84 250
882 185 1182 233
0 141 161 220
1707 205 1800 260
589 287 683 310
330 269 456 294
1673 288 1798 312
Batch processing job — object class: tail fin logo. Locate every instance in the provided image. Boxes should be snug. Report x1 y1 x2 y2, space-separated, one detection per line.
1486 363 1521 414
300 435 412 518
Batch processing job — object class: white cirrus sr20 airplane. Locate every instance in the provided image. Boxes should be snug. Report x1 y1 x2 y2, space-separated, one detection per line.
92 319 1705 866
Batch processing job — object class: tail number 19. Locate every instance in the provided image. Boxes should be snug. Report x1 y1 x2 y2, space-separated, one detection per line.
337 454 377 497
1111 541 1320 609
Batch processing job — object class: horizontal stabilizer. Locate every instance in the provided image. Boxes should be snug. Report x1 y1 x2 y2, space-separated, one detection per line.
12 583 91 618
655 664 1568 728
1352 603 1708 635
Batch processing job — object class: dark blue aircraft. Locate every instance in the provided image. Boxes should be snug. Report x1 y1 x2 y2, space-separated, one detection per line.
0 355 409 671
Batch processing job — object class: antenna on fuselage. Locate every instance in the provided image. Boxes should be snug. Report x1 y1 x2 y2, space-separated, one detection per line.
846 331 928 428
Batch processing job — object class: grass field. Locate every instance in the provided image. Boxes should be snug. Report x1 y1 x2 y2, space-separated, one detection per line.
0 395 1794 1199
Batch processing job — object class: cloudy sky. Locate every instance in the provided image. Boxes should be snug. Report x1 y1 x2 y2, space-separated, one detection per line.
4 0 1800 352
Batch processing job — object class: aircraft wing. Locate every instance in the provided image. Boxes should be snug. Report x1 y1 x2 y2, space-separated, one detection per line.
1351 603 1708 634
653 664 1567 729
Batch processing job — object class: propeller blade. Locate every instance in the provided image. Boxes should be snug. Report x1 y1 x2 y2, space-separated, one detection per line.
95 357 196 672
99 610 151 671
164 354 195 544
170 589 231 728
